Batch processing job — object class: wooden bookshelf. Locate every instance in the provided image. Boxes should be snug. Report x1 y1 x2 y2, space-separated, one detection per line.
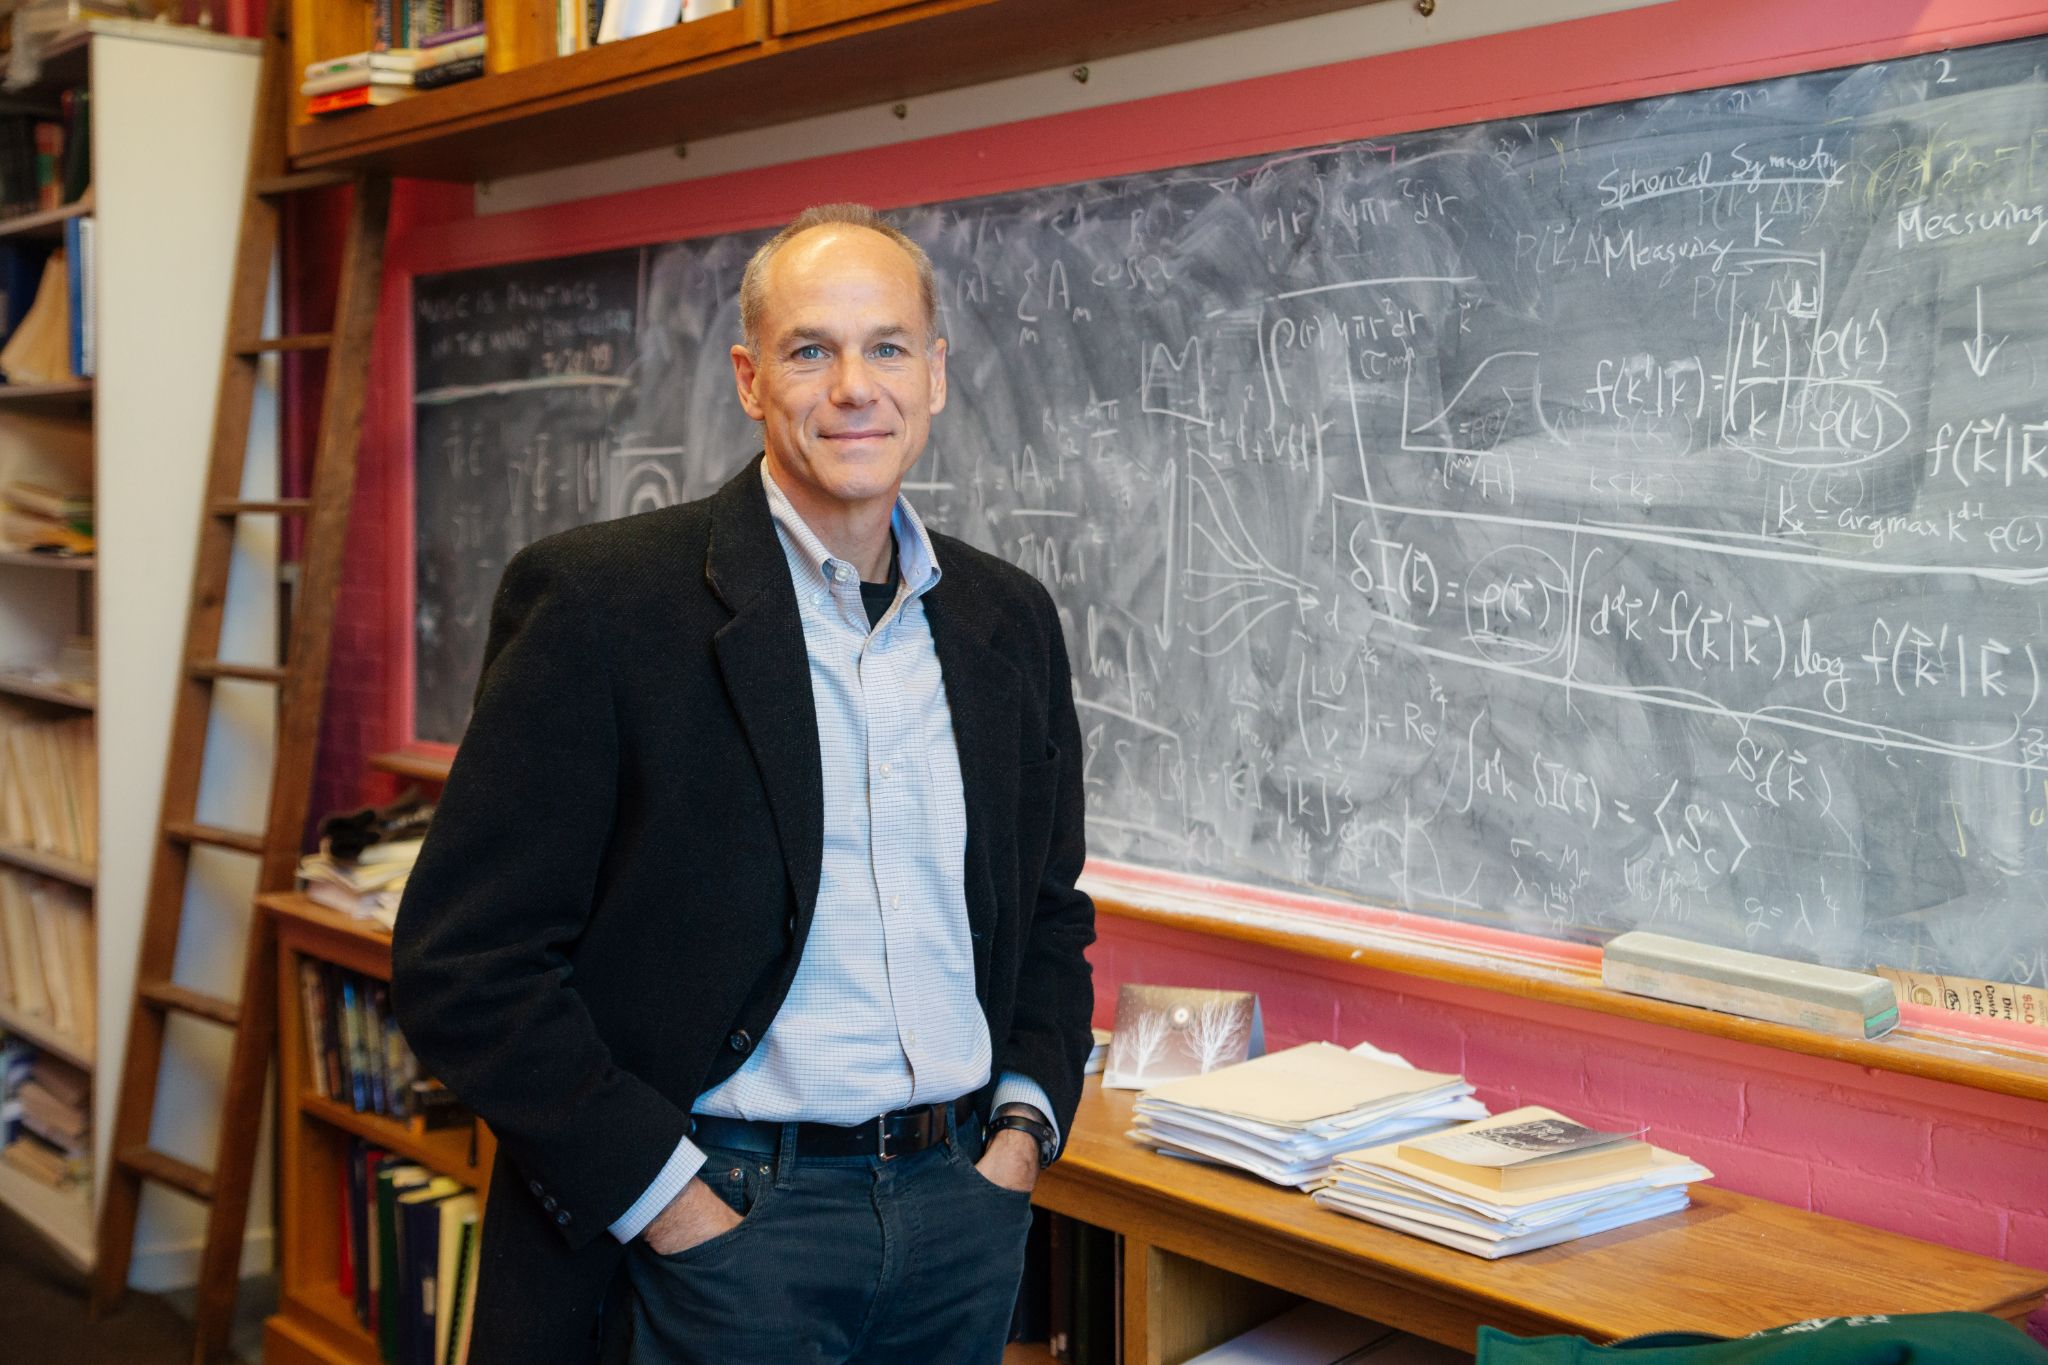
285 0 1389 181
0 838 94 887
0 998 92 1071
0 1149 92 1267
265 890 496 1365
0 380 92 409
0 192 94 243
0 671 94 709
368 748 453 785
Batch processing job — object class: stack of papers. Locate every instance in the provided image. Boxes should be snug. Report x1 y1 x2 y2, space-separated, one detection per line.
1130 1041 1487 1189
297 837 423 929
1313 1107 1711 1258
1084 1027 1112 1076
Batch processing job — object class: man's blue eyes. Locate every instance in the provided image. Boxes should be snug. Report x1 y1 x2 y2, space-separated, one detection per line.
790 344 908 360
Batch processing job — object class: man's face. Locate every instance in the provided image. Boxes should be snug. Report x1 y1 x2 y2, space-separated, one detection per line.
732 226 948 522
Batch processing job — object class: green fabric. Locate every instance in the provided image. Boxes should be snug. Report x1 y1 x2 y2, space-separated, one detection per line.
1477 1312 2048 1364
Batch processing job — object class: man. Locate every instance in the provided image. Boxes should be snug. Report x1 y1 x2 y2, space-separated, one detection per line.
392 204 1096 1364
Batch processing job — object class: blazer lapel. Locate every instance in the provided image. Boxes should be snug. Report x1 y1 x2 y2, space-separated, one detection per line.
923 566 1020 961
705 458 824 920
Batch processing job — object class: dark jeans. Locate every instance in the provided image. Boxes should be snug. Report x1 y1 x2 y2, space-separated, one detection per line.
617 1115 1034 1364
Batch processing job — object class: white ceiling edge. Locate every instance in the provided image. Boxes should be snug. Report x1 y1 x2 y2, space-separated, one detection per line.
476 0 1673 216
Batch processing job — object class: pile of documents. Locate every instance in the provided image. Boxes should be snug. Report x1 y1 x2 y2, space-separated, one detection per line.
1130 1040 1486 1189
1314 1107 1710 1257
298 837 422 929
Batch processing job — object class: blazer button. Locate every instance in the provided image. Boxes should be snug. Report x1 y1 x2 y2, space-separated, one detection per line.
529 1180 544 1198
728 1029 752 1053
542 1196 558 1213
556 1210 572 1227
786 914 797 935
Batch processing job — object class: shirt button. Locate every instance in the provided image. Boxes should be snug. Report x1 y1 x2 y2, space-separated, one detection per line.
811 592 822 606
890 894 902 910
835 566 851 582
728 1029 752 1053
880 761 892 777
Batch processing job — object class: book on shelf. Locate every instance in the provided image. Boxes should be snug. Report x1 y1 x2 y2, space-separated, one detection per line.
421 20 484 46
1312 1106 1711 1258
63 213 91 379
340 1139 484 1364
308 85 416 115
57 91 87 206
306 49 427 80
0 1046 89 1190
301 68 419 97
0 707 97 860
0 249 77 386
0 870 93 1048
414 56 484 91
1 712 96 859
299 955 471 1132
0 480 94 555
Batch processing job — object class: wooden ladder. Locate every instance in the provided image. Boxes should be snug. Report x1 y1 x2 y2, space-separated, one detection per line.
88 5 391 1360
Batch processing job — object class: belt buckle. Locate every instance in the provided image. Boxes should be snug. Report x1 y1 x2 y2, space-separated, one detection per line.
876 1114 900 1162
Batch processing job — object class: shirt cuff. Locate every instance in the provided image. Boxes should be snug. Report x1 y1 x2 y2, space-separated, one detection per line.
991 1072 1062 1156
608 1135 708 1244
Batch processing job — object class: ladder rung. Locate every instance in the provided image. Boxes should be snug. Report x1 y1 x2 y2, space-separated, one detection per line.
136 979 241 1028
116 1146 216 1202
164 822 266 855
251 169 352 196
211 498 311 517
233 333 332 356
188 659 287 684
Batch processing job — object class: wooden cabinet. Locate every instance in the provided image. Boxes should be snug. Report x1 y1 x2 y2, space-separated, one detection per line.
283 0 1388 180
0 20 263 1279
264 891 496 1365
770 0 927 37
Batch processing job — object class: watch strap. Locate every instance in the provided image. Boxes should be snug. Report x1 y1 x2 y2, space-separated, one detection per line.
987 1111 1058 1168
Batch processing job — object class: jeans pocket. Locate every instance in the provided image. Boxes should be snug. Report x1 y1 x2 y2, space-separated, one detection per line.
949 1138 1033 1204
649 1150 774 1265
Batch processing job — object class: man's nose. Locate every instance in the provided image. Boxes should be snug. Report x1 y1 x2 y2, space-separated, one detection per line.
829 354 876 406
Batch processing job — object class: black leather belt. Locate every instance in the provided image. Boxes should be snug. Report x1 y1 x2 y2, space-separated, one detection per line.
689 1097 976 1162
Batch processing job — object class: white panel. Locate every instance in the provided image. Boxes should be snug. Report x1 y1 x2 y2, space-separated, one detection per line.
482 0 1674 214
89 27 267 1286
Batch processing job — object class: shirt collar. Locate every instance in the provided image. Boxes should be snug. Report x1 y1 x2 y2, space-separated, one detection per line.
760 459 943 599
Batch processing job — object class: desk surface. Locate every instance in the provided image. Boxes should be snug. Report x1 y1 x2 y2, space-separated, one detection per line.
1035 1080 2048 1352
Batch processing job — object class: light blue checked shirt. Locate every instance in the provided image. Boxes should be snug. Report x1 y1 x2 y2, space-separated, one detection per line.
609 464 1056 1243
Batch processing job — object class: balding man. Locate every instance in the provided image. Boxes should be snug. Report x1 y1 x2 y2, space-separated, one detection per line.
393 203 1096 1365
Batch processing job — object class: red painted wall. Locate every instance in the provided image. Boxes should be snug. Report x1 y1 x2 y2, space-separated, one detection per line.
311 0 2048 1300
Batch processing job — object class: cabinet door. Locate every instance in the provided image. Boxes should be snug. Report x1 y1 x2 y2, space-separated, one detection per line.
771 0 931 38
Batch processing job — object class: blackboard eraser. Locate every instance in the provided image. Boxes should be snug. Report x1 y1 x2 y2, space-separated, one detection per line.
1601 931 1899 1039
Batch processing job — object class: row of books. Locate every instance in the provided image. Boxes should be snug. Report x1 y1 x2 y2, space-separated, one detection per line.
300 959 421 1120
343 1138 482 1365
299 957 470 1133
302 29 487 115
372 0 481 52
0 1040 89 1190
0 706 96 862
0 96 88 222
3 481 92 557
1128 1037 1710 1258
0 224 93 386
0 870 92 1049
557 0 734 56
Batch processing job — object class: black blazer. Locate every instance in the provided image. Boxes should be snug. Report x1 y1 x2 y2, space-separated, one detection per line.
391 456 1097 1365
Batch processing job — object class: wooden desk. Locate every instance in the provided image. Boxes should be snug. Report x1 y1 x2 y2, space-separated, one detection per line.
1035 1081 2048 1364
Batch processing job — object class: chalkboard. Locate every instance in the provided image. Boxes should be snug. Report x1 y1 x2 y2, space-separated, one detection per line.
412 36 2048 985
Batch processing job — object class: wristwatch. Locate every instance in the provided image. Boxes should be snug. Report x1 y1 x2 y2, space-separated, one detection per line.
987 1109 1058 1169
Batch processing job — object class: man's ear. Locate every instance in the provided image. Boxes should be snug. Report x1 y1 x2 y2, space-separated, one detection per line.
927 336 948 416
731 343 765 422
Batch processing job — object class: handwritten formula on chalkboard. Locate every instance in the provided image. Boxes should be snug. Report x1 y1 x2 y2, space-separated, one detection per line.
413 37 2048 984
